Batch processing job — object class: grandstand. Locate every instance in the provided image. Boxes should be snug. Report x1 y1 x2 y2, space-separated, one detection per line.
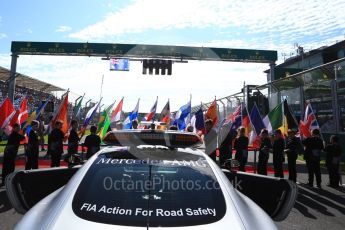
0 66 65 120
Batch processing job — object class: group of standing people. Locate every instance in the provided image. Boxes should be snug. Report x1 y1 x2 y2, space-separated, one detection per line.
47 120 102 166
302 129 342 188
203 119 342 187
1 119 101 186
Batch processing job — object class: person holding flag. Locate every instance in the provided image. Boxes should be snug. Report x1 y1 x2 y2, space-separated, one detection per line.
131 120 139 129
302 129 324 188
25 120 40 170
1 123 25 186
38 116 46 151
284 129 301 182
218 123 233 166
67 120 80 157
272 129 285 178
257 129 272 175
48 120 65 167
83 125 101 159
234 127 249 172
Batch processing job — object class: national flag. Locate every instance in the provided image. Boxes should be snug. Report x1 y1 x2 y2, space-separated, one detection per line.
73 94 84 118
123 99 140 129
249 103 265 147
193 105 205 133
263 102 283 133
282 99 299 136
299 102 320 138
174 100 191 130
97 103 114 140
9 97 28 128
304 102 320 130
205 99 218 127
145 97 158 121
23 100 49 129
51 92 69 134
0 97 16 129
241 106 251 137
17 97 28 125
226 104 241 122
97 102 114 134
80 99 101 133
160 100 171 125
110 97 124 123
228 103 244 135
230 110 242 135
9 110 20 128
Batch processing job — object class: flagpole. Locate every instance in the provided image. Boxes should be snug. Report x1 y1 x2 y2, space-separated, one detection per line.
152 96 158 123
99 74 104 114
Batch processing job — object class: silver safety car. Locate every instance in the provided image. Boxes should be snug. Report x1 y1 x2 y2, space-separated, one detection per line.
6 130 297 229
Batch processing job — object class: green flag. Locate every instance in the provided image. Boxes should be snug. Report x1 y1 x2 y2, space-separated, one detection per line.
98 112 111 141
263 102 283 133
73 95 84 118
97 103 114 140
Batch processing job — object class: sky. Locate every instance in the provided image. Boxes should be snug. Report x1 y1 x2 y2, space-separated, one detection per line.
0 0 345 112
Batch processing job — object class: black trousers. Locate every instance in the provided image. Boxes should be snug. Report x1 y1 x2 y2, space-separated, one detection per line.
235 152 247 172
306 158 321 185
273 158 284 178
50 153 62 167
287 154 297 182
219 147 231 166
25 151 39 170
257 152 268 175
2 147 18 184
327 163 340 187
68 142 78 155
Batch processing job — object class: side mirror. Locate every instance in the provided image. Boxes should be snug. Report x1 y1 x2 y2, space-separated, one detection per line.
222 170 298 221
6 167 80 214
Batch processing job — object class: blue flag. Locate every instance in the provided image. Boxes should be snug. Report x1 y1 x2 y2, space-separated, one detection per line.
194 107 205 131
174 100 191 130
250 103 265 135
123 99 140 129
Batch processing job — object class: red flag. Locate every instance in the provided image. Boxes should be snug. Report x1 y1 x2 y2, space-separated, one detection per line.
10 97 28 127
18 97 28 124
205 99 218 126
9 110 20 127
0 97 15 129
110 98 124 123
51 93 69 134
226 104 241 122
299 118 314 138
160 100 171 125
241 106 251 138
145 97 158 121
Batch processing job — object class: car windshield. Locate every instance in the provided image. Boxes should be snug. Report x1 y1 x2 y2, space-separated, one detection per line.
72 148 226 227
